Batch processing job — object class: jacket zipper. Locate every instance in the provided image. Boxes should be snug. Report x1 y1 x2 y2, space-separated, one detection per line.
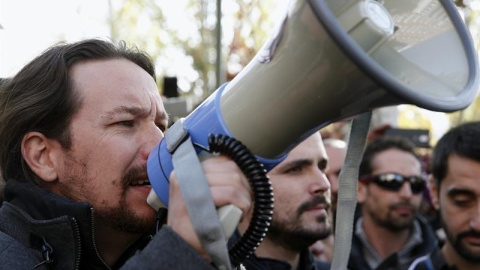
90 207 111 270
70 217 82 270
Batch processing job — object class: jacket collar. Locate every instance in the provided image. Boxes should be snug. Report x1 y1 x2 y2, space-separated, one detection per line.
241 248 317 270
3 179 109 269
228 230 318 270
349 215 438 270
429 246 457 270
5 179 92 222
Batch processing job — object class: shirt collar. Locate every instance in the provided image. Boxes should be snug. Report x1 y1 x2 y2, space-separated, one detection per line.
355 217 423 268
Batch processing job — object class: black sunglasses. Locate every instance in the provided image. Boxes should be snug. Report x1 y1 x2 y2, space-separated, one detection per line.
359 173 426 194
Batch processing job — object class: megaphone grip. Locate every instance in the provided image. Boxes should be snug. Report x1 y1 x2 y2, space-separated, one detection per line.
208 134 274 267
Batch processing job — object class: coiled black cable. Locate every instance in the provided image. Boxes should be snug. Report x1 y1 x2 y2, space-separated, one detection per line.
208 134 274 267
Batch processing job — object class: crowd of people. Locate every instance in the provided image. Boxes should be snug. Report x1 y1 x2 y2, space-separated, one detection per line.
0 38 479 270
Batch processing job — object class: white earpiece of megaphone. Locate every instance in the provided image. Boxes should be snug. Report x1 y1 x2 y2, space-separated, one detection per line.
147 0 479 266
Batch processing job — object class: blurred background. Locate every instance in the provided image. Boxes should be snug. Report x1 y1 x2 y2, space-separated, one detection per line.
1 0 480 146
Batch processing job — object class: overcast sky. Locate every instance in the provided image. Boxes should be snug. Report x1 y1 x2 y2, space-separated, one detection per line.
0 0 464 140
0 0 111 78
0 0 291 78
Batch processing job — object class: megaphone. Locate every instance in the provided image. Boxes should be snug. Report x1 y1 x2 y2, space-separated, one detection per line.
148 0 478 206
147 0 479 266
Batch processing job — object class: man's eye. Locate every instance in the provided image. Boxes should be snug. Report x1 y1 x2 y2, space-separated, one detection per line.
318 160 327 172
285 166 302 174
116 121 134 127
453 196 474 207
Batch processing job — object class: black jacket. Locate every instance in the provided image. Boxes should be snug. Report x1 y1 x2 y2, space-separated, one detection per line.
228 230 330 270
406 245 457 270
348 216 438 270
0 180 216 270
241 251 330 270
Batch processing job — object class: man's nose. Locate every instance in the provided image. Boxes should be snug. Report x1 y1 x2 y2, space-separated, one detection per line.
398 181 413 198
310 168 331 195
327 173 339 196
470 203 480 231
140 123 164 160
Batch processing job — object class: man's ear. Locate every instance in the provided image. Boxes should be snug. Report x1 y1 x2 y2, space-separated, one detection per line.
428 175 440 210
21 132 61 182
358 182 368 203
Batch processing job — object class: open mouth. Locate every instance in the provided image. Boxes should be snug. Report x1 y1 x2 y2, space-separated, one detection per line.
129 180 151 187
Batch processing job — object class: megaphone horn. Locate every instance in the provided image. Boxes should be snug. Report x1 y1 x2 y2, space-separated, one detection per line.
219 0 479 160
147 0 479 266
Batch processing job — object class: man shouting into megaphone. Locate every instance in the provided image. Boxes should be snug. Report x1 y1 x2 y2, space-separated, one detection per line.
0 39 251 270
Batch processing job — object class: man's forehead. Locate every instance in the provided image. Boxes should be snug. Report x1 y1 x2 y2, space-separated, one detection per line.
281 135 326 165
442 154 480 193
372 149 420 169
71 59 164 113
71 59 156 90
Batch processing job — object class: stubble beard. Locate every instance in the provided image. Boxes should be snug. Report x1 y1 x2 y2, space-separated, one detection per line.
95 187 156 235
60 153 155 235
267 196 332 252
442 216 480 263
365 200 418 232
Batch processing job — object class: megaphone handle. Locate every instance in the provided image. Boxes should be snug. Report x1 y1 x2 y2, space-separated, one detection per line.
147 187 241 241
166 119 233 270
195 152 243 239
162 119 274 269
207 134 274 267
217 204 243 240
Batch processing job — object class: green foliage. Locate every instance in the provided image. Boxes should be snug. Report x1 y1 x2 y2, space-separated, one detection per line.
109 0 284 100
109 0 480 129
224 0 278 80
454 0 467 8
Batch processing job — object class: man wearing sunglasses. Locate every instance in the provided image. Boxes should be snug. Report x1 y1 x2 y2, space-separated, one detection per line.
408 122 480 270
348 137 437 270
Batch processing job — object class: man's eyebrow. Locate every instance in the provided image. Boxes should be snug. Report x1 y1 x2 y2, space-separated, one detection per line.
280 159 312 170
106 106 149 118
447 188 476 197
106 105 168 121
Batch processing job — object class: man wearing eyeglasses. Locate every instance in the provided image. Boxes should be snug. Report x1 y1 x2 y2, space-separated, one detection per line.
408 122 480 270
348 137 437 270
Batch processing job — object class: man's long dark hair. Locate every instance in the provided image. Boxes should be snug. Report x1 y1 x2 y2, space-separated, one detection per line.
0 39 156 185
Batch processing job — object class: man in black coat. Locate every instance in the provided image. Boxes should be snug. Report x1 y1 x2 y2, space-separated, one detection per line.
408 122 480 270
0 39 251 269
236 133 331 270
348 137 437 270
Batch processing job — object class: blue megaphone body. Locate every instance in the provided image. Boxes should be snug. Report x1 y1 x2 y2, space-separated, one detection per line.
147 83 288 207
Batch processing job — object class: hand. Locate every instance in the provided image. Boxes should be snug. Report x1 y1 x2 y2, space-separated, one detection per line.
166 155 252 259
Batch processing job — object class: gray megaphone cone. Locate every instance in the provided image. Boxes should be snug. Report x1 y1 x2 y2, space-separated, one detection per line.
218 0 479 159
146 1 479 268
